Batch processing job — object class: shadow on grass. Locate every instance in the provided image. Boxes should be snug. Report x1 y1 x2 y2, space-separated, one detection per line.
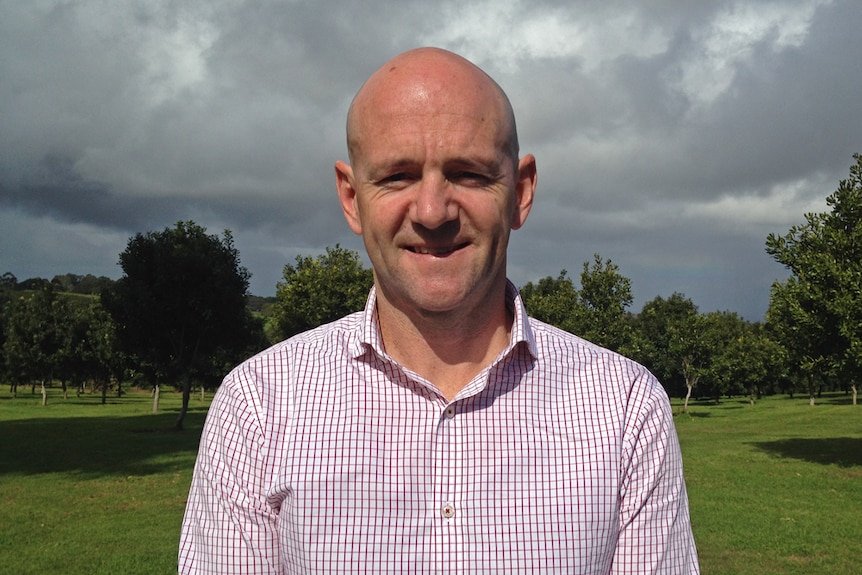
815 395 857 406
0 410 207 477
752 437 862 468
687 399 745 410
774 392 857 406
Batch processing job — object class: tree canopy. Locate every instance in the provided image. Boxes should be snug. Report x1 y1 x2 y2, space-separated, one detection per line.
102 221 262 428
2 285 71 402
635 293 702 403
522 255 634 353
519 270 579 333
574 254 635 353
766 154 862 404
274 245 373 339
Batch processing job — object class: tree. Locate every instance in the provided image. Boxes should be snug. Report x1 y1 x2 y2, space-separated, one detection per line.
716 322 786 405
520 270 580 333
274 245 373 339
102 221 259 428
766 154 862 405
635 293 704 410
0 274 15 375
51 273 114 295
1 272 17 289
60 302 120 403
17 277 51 291
2 285 71 403
698 311 750 401
766 276 835 405
521 256 635 354
573 254 635 354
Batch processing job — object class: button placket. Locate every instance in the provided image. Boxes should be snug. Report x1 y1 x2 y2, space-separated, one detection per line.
437 403 458 527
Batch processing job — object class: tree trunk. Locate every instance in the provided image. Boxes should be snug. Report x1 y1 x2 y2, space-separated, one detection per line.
116 377 122 398
683 384 693 413
852 384 858 406
101 379 108 405
175 374 191 431
152 384 160 413
200 386 205 401
41 381 47 406
61 381 68 400
808 392 816 406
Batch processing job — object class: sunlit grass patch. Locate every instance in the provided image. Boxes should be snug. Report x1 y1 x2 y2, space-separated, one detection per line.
675 394 862 575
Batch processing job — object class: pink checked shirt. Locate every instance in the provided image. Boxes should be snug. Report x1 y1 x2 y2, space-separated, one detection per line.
179 284 699 574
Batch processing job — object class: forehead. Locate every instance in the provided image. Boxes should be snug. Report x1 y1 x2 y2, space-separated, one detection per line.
350 80 510 165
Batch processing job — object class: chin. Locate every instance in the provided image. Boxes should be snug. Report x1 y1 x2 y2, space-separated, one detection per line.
413 286 480 314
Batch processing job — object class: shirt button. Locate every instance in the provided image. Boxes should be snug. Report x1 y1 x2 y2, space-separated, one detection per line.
441 503 455 519
444 406 456 419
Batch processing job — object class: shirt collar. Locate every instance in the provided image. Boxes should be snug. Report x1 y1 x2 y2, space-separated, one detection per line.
351 281 538 361
506 280 538 359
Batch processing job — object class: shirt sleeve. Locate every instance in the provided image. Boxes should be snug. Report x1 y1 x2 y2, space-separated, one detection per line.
178 367 281 574
612 372 700 574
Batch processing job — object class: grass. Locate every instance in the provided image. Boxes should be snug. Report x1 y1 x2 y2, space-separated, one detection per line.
0 388 209 575
0 387 860 574
675 394 862 574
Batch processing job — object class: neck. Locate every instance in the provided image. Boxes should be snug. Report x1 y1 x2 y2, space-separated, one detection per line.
376 286 513 401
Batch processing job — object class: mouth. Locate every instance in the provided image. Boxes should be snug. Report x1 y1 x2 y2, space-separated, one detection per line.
407 243 468 256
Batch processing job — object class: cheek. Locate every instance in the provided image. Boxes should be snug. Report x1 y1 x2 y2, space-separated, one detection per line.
467 195 516 230
359 204 399 248
361 197 410 237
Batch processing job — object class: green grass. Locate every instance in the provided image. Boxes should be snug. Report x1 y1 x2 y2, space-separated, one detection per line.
0 388 209 575
0 388 860 574
675 394 862 574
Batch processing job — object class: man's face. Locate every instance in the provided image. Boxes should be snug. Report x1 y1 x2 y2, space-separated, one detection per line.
336 62 535 318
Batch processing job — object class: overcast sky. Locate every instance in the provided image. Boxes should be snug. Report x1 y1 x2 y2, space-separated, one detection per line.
2 0 860 321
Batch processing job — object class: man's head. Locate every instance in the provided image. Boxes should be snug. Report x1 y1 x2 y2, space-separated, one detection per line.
345 48 521 170
335 47 537 319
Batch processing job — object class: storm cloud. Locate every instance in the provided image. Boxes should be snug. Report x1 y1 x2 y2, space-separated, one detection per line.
2 0 859 320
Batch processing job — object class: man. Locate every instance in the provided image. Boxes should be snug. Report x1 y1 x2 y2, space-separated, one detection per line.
179 47 699 574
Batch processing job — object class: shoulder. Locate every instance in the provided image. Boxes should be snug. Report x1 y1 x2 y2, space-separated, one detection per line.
233 311 364 379
214 312 363 407
525 316 664 402
526 316 640 368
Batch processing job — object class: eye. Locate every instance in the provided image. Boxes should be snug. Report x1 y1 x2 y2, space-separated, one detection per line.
376 172 414 189
450 171 491 187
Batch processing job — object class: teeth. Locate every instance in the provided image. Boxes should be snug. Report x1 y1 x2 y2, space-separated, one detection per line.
413 246 453 255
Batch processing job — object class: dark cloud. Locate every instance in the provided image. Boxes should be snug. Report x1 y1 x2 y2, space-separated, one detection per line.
1 0 859 322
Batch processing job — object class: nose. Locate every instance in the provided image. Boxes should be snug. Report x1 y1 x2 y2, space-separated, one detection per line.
410 174 458 229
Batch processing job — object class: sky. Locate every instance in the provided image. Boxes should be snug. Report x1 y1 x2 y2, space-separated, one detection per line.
2 0 860 322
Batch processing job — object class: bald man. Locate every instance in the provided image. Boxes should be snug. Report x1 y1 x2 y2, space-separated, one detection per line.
180 48 699 574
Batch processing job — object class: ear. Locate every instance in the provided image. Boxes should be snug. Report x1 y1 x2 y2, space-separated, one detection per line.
510 154 536 230
335 160 363 235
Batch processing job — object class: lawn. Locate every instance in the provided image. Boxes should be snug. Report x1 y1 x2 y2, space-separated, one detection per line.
0 388 209 575
0 388 860 574
676 393 862 574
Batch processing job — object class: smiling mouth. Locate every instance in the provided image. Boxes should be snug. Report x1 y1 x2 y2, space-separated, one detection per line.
408 243 468 256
